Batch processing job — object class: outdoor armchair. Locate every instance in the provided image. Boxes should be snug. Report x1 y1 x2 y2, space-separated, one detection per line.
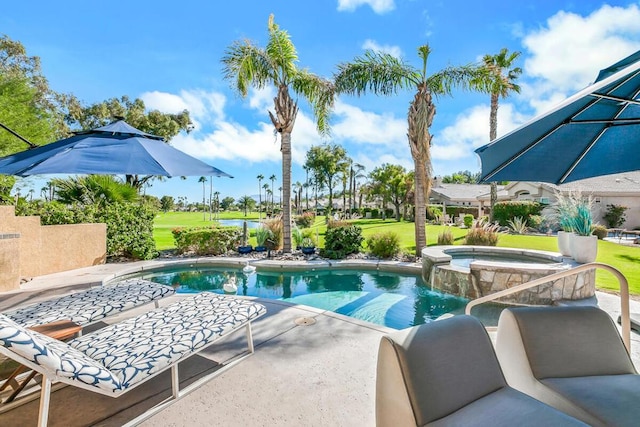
496 305 640 427
376 315 586 426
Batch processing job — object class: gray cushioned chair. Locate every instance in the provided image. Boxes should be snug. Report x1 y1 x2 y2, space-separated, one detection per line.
496 305 640 427
376 315 586 426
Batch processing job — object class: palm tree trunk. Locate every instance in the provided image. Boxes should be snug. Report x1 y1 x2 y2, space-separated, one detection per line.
489 92 499 221
281 132 292 252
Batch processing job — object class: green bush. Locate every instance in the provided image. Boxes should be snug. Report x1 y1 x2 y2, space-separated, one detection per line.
463 214 474 228
323 225 364 259
366 232 401 258
437 229 454 245
492 201 542 226
370 208 379 219
464 222 500 246
592 224 608 240
528 215 544 231
603 204 627 228
173 226 241 255
295 211 316 228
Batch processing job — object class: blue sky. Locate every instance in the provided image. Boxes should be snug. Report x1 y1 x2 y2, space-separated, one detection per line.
3 1 640 203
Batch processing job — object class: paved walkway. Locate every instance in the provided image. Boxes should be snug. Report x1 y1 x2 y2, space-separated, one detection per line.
0 259 638 426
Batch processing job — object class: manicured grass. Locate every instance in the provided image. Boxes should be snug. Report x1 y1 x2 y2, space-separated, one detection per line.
153 212 640 295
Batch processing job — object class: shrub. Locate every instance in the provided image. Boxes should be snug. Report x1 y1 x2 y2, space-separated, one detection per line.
528 215 544 231
301 236 316 247
323 225 364 259
370 208 379 219
493 201 542 226
603 204 627 228
327 219 349 228
262 217 283 249
507 216 529 234
463 214 474 228
465 221 500 246
174 226 241 255
427 206 442 221
437 229 454 245
366 232 401 258
592 224 608 240
292 227 304 248
295 211 316 228
254 226 270 247
570 203 592 236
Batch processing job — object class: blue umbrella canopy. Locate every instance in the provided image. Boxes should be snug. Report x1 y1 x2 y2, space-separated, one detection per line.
0 120 233 178
475 50 640 184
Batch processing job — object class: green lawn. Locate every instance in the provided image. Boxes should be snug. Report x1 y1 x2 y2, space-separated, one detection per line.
154 211 640 295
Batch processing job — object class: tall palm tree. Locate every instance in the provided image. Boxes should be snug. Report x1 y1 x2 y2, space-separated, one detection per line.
257 174 264 220
208 176 214 221
269 174 277 215
480 48 522 221
222 14 334 252
335 46 487 256
262 183 270 215
198 176 207 221
352 163 366 210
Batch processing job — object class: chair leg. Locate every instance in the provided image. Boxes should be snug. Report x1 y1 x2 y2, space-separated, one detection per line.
246 323 254 353
171 365 179 399
38 376 52 427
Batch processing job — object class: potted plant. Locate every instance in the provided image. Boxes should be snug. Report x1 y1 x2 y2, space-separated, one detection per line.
547 191 577 256
569 201 597 263
292 227 304 250
254 226 269 252
300 237 316 255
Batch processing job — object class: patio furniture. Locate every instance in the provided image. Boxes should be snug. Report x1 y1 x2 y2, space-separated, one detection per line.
376 315 587 426
4 278 175 328
0 292 266 427
496 306 640 427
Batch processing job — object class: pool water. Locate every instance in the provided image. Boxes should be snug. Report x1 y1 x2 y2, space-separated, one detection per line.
134 267 469 330
450 255 559 268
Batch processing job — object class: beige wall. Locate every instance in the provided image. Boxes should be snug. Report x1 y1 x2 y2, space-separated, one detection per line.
0 206 106 287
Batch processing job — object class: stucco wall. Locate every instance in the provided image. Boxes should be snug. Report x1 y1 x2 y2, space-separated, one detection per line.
0 206 106 285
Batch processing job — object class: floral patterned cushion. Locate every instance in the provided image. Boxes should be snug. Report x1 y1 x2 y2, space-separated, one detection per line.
5 279 175 327
67 293 266 389
0 314 122 392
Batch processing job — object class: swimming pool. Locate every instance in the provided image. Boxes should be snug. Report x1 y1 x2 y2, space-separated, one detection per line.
132 267 470 330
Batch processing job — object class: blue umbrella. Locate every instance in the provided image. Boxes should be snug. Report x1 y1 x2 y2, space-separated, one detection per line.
0 120 233 178
475 50 640 184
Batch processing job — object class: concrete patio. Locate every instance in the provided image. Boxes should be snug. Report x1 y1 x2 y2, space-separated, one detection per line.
0 259 638 426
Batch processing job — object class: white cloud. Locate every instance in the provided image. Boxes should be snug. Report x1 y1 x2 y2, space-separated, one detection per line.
249 87 275 111
521 4 640 110
141 89 226 131
362 39 403 58
432 104 526 161
332 100 406 145
337 0 395 14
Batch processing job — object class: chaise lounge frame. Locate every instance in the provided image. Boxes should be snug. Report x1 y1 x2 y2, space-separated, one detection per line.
0 292 266 427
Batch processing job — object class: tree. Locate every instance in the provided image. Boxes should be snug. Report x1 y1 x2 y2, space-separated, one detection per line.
441 170 480 184
221 196 235 211
335 46 488 256
257 174 264 219
369 164 411 221
262 183 270 214
304 143 348 217
222 14 334 252
479 48 522 221
352 163 366 210
238 195 256 216
269 174 277 215
60 95 193 189
198 176 207 221
52 175 138 207
160 195 175 212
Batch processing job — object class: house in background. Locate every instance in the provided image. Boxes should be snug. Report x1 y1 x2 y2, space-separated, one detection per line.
429 177 506 218
476 172 640 229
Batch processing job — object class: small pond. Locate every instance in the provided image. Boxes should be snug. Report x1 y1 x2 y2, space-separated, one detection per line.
217 219 260 229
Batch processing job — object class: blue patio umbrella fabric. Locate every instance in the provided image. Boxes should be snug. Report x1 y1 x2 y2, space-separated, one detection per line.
475 50 640 184
0 120 233 178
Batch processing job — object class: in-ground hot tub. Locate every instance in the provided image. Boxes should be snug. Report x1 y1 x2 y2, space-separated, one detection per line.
421 246 595 305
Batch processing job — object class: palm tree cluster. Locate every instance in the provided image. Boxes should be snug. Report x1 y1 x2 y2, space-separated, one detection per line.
223 14 521 256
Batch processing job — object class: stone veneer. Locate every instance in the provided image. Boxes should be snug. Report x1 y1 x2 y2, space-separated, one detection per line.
422 246 595 305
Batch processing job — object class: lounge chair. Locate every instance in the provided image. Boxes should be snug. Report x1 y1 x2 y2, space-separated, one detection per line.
0 292 266 426
496 306 640 427
376 315 587 426
4 278 175 328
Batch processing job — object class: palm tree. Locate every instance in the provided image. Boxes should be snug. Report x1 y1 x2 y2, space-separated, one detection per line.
480 48 522 221
278 186 283 212
198 176 207 221
222 14 334 253
335 46 487 256
257 174 264 220
262 183 270 215
208 176 214 221
269 174 277 215
352 163 366 210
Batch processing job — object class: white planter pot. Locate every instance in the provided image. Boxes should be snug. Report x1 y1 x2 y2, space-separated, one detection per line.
557 230 573 257
570 234 598 263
